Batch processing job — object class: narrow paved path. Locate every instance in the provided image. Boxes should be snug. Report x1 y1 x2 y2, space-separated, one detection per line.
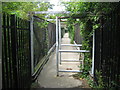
37 33 83 88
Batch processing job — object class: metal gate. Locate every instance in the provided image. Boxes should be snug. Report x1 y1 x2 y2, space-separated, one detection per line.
56 17 89 76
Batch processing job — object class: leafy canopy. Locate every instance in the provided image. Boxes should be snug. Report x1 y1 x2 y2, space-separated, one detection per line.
2 2 54 19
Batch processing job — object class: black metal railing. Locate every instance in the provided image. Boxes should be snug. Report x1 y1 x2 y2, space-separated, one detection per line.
2 13 31 88
94 4 120 88
2 13 56 88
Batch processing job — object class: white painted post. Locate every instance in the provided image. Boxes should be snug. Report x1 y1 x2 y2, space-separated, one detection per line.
0 1 2 89
56 16 59 76
59 19 62 64
91 31 95 77
30 15 34 75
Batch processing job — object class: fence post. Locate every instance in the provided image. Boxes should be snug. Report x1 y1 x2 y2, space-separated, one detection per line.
91 31 95 77
0 1 2 89
11 14 18 88
30 14 34 75
59 19 61 64
56 16 59 76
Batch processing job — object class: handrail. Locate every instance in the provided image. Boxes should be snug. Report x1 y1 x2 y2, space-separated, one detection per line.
32 43 56 81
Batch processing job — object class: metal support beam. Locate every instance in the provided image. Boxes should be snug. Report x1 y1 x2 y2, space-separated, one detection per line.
59 70 83 73
61 44 82 47
61 60 80 62
0 2 2 89
59 19 62 64
56 16 59 76
59 50 89 53
34 11 70 14
30 15 34 75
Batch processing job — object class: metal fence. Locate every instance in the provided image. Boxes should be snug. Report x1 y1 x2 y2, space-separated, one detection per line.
48 23 56 49
94 5 120 88
0 9 2 90
33 16 48 67
74 23 83 44
2 13 56 88
2 13 31 88
32 16 56 80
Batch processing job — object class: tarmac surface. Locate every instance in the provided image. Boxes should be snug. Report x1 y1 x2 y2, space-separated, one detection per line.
37 33 83 88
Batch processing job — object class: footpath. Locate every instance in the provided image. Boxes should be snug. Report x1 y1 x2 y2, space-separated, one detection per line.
37 33 86 88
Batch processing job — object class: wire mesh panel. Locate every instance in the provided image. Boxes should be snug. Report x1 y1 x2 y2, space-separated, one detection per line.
74 23 83 44
2 13 31 88
33 16 56 72
33 16 48 67
47 23 56 49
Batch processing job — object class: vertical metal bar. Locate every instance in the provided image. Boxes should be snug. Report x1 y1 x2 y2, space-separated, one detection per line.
17 17 20 88
30 15 34 75
2 14 5 88
3 14 9 88
21 19 24 88
91 31 95 76
24 20 27 87
59 19 62 64
116 10 119 88
23 21 25 87
7 14 12 88
0 1 2 89
56 16 59 76
20 19 23 88
10 14 13 88
19 18 22 88
28 20 32 87
6 14 10 88
11 14 18 88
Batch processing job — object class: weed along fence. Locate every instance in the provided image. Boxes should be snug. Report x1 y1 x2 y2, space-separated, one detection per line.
31 15 56 80
2 13 31 88
94 5 120 88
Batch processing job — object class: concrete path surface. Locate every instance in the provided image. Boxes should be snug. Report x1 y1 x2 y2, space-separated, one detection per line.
37 33 83 88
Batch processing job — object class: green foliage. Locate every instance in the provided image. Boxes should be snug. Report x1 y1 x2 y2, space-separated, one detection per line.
67 19 75 43
2 2 54 19
62 3 119 87
73 71 105 89
95 70 105 88
35 21 49 29
73 73 95 88
85 76 95 88
63 2 118 75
